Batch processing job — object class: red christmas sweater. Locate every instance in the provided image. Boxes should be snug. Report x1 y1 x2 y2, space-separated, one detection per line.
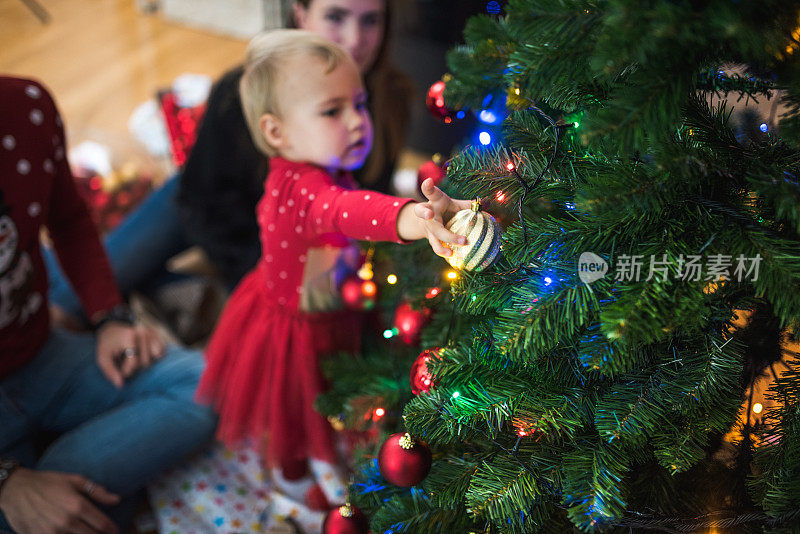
0 77 121 377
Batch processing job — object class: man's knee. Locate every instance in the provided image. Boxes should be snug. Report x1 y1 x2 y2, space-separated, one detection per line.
143 346 205 394
134 347 216 440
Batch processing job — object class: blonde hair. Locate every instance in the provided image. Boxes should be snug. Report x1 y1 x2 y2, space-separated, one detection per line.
240 29 350 156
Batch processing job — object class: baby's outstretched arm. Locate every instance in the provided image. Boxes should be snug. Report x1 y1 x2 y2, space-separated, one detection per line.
396 178 473 257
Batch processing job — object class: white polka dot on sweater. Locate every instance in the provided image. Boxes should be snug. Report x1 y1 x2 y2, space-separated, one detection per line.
54 147 64 160
17 159 30 175
30 109 43 125
285 170 292 177
55 116 62 127
272 189 279 197
299 255 307 263
25 85 41 98
316 218 322 224
299 210 306 217
278 297 287 305
287 199 294 207
295 226 302 234
267 281 275 289
293 173 300 181
343 212 348 218
365 235 371 240
279 271 288 279
43 159 54 173
281 241 288 248
268 223 276 232
28 203 41 217
296 286 303 294
323 203 329 210
330 186 336 191
308 194 315 200
393 201 400 207
372 219 378 226
300 188 307 195
2 135 15 150
278 206 286 214
265 254 274 262
364 194 371 200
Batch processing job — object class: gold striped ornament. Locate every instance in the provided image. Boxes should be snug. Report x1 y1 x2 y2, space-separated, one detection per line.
444 199 502 272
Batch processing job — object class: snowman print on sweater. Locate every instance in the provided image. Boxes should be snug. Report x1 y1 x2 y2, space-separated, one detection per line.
0 192 40 329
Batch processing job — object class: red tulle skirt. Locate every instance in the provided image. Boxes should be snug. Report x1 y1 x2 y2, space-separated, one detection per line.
196 270 361 467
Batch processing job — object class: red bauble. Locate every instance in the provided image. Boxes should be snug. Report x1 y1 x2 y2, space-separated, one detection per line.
341 276 377 311
410 349 439 395
426 78 457 123
378 433 432 487
393 302 431 345
417 157 446 189
323 503 369 534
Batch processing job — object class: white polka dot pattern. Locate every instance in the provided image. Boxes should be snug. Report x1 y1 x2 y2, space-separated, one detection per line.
17 159 30 175
29 109 43 125
25 85 41 98
2 135 15 150
252 160 413 311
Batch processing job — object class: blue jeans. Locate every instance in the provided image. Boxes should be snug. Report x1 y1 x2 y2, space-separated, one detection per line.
0 329 216 532
45 175 189 322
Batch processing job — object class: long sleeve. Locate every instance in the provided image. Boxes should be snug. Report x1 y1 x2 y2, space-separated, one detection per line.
281 166 414 243
177 66 266 288
43 90 122 319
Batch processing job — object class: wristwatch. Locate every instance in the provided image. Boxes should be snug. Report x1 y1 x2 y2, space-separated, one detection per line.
92 304 136 331
0 458 20 496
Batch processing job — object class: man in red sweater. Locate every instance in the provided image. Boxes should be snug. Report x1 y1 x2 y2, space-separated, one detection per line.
0 77 216 534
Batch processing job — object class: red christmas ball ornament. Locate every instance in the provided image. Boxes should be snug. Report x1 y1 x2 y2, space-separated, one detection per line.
341 276 378 311
417 154 446 189
426 76 457 123
393 302 431 345
323 503 369 534
378 432 432 487
410 349 439 395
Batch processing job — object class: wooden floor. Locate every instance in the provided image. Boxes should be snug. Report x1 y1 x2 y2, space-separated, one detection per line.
0 0 246 154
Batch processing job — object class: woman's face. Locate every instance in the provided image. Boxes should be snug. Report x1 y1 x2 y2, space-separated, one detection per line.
294 0 386 74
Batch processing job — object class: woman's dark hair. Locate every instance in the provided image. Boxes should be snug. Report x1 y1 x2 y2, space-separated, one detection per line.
289 0 414 189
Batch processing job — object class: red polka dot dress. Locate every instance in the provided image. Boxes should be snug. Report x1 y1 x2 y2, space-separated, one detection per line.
197 157 413 468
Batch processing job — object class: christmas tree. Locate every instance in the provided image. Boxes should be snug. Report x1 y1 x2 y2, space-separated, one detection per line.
321 1 800 532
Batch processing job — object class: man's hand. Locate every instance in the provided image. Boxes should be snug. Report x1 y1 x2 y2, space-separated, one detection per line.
0 467 120 534
95 323 165 388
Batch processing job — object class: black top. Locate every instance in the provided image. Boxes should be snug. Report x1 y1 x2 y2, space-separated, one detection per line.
177 66 396 289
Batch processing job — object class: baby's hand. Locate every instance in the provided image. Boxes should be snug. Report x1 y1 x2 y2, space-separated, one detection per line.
414 178 473 257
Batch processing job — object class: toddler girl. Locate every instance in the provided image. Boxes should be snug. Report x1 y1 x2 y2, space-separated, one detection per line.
193 29 470 527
